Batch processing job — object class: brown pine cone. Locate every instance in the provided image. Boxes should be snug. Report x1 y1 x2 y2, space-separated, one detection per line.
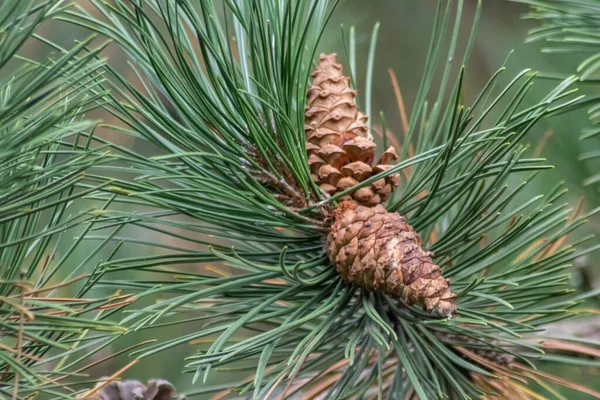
305 53 400 205
79 378 185 400
328 202 456 317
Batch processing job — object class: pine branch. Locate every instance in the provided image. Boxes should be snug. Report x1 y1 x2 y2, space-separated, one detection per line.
516 0 600 191
40 0 600 398
0 1 137 396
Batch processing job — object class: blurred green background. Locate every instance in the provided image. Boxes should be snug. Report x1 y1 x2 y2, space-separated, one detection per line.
34 0 600 398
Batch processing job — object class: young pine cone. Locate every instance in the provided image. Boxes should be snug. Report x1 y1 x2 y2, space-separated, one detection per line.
305 53 400 206
328 202 456 317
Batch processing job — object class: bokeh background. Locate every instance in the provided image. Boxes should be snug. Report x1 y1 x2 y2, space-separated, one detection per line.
28 0 600 398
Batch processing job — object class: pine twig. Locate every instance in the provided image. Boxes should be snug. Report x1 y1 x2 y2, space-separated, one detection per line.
12 276 26 400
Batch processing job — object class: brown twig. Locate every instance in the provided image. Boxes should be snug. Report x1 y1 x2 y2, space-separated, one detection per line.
12 276 27 400
278 354 309 400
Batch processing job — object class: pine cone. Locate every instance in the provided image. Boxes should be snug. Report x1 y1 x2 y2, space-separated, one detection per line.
80 378 185 400
328 202 456 317
305 53 400 205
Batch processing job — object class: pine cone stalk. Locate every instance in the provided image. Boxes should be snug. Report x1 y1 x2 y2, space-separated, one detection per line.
306 54 456 317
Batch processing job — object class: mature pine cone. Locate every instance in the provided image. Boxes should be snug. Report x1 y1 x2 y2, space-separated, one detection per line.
305 53 400 205
79 378 185 400
328 202 456 317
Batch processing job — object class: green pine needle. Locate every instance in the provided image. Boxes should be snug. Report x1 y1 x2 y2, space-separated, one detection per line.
0 0 598 399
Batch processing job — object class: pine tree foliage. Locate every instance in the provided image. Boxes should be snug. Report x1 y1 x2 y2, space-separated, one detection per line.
2 0 600 398
0 1 132 397
518 0 600 83
517 0 600 187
